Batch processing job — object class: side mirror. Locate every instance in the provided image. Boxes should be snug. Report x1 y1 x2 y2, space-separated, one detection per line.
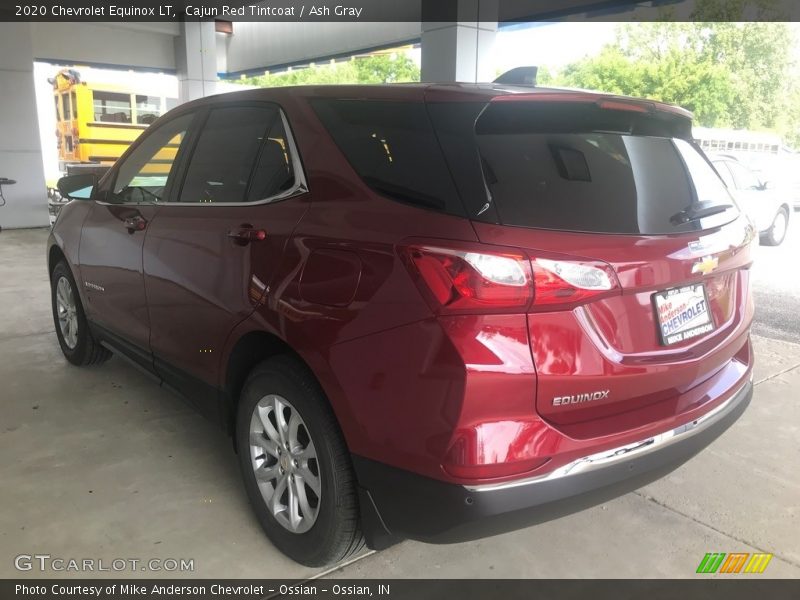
56 173 97 201
759 180 770 190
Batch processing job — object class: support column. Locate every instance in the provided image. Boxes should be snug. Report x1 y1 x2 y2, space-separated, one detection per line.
0 23 48 229
420 0 498 83
175 21 218 103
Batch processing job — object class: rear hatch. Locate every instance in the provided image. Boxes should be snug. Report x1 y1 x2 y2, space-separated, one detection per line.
429 91 755 431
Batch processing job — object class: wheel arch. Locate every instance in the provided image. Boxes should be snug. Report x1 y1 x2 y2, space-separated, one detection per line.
48 244 67 276
222 329 345 444
48 242 89 303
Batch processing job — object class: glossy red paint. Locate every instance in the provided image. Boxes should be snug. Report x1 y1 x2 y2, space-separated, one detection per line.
48 82 755 497
79 202 158 350
142 200 309 391
472 218 755 433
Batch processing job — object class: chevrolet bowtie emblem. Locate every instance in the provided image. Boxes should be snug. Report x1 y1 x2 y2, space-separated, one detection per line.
692 255 719 275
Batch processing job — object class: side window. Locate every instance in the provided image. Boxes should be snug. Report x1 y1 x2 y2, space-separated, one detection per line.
135 95 161 124
94 91 132 123
178 106 278 204
247 115 296 202
112 113 194 204
714 162 735 188
310 99 462 214
726 160 761 190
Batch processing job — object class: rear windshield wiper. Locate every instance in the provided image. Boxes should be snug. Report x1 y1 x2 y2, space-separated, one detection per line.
670 203 733 225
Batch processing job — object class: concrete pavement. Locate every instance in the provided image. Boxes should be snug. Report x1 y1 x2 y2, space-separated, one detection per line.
751 210 800 344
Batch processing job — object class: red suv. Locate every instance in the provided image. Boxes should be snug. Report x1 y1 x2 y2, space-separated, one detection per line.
49 83 755 566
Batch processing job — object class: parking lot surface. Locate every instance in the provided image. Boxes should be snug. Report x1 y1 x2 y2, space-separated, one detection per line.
1 226 798 579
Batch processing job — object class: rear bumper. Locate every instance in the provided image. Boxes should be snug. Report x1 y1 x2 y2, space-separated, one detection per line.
355 377 752 545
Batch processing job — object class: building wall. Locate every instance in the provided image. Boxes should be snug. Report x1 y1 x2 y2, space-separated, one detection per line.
0 23 48 228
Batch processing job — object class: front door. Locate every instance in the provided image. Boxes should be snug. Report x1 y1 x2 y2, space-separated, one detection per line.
78 112 195 368
142 104 309 417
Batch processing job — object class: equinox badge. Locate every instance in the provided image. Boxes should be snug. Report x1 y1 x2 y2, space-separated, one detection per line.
553 390 610 406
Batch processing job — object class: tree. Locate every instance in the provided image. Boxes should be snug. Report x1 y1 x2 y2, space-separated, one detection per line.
551 22 799 144
352 54 420 83
232 53 420 88
557 43 736 126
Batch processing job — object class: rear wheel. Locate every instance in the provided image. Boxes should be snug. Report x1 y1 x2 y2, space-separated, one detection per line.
235 356 364 566
762 206 789 246
51 261 110 366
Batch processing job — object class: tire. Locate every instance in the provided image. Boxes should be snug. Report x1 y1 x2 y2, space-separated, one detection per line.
235 356 365 566
51 260 111 366
761 207 789 246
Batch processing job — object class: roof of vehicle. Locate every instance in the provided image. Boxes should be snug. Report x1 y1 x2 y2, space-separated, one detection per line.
186 82 693 119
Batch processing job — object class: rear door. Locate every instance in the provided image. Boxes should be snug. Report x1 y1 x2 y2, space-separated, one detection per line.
435 97 755 430
142 103 309 417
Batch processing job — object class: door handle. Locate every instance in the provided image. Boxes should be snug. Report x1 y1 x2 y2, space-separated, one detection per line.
123 215 147 233
227 227 267 245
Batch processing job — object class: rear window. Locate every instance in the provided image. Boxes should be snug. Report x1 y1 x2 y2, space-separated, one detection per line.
310 99 464 216
475 102 738 234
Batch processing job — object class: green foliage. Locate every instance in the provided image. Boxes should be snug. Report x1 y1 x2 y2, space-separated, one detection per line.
352 53 420 83
231 53 420 88
551 22 799 146
534 65 554 85
690 0 786 21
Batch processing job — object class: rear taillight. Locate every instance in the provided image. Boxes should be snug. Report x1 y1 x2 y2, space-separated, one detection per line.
401 243 620 314
531 258 619 308
401 245 533 313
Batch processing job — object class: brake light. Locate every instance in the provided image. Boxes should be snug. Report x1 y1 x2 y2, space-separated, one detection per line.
596 99 651 113
401 245 533 313
401 243 620 313
532 258 619 307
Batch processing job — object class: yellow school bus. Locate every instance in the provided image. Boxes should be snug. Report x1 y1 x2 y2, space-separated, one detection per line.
51 68 178 171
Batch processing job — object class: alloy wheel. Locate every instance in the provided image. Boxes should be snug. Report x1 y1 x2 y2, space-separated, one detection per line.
772 210 788 244
55 276 79 349
249 394 321 533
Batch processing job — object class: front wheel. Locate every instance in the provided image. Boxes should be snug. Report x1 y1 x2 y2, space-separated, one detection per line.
51 261 110 366
235 356 364 566
762 207 789 246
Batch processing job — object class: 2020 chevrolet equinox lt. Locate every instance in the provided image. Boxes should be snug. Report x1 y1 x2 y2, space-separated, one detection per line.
48 82 755 566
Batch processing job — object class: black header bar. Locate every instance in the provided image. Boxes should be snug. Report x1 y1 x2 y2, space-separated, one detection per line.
2 0 800 22
3 579 800 600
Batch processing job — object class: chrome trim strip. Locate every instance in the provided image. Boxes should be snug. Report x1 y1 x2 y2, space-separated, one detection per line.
464 375 752 493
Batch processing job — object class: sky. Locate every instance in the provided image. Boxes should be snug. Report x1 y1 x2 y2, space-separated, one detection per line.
493 21 800 74
494 22 618 72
